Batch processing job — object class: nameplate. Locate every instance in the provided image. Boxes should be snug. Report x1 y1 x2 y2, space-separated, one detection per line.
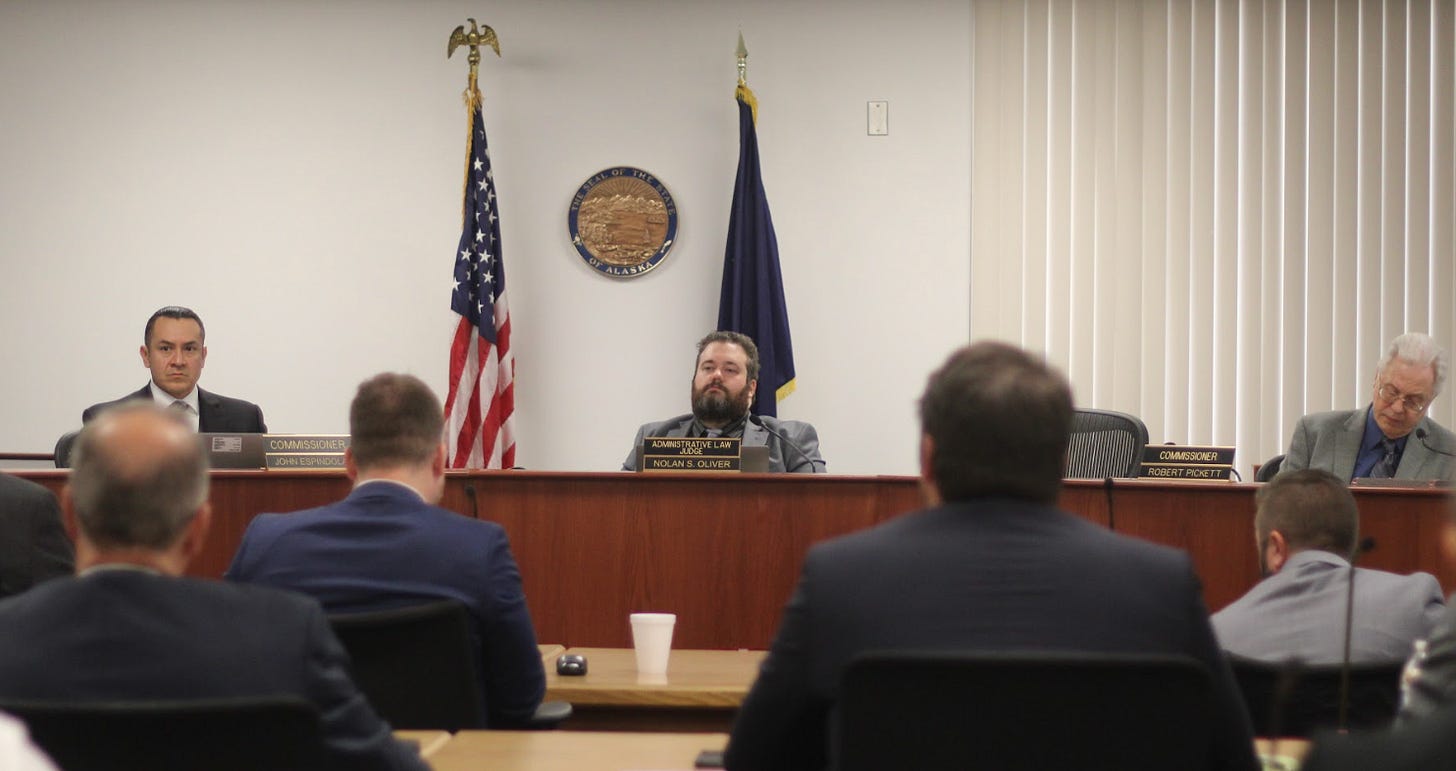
641 436 743 472
1138 445 1236 481
263 434 350 469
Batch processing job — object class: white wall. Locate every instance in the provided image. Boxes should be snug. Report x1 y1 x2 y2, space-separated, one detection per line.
0 0 973 474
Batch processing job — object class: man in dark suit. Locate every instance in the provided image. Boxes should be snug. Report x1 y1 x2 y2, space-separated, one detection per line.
81 306 266 433
226 373 545 727
0 403 424 770
724 341 1258 771
1211 469 1443 663
1280 332 1453 482
621 331 824 472
0 473 73 599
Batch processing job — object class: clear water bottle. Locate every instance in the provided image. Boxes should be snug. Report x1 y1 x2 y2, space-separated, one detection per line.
1399 638 1429 710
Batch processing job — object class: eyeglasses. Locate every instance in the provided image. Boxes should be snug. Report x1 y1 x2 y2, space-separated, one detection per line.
1376 383 1429 413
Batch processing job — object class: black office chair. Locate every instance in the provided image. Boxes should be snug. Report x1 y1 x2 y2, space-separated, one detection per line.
1255 453 1285 482
53 430 80 469
1065 408 1149 478
0 696 321 771
1227 655 1403 737
328 599 570 731
837 651 1215 771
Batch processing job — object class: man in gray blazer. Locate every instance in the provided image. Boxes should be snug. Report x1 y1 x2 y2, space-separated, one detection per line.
1281 332 1453 482
1211 469 1444 663
621 331 824 473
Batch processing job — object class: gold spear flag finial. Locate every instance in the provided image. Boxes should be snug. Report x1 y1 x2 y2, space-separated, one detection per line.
448 18 501 103
736 31 748 86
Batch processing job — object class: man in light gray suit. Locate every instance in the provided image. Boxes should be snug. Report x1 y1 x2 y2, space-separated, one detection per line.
1212 469 1444 664
1281 332 1454 482
622 331 824 473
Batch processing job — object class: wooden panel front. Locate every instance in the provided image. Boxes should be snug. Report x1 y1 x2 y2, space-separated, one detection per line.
18 471 1453 650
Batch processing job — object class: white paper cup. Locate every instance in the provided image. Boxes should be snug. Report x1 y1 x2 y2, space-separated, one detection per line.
630 613 677 675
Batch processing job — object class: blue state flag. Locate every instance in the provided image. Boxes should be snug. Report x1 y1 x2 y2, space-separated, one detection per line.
718 83 795 417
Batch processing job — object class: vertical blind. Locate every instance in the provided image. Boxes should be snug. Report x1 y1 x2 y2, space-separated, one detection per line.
970 0 1455 475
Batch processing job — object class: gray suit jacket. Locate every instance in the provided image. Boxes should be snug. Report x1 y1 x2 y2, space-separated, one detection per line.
1397 598 1456 724
0 474 74 599
1210 550 1444 665
83 384 267 433
1280 407 1456 482
621 413 824 473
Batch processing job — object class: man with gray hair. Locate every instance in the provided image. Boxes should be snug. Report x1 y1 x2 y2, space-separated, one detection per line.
1281 332 1455 482
0 403 425 770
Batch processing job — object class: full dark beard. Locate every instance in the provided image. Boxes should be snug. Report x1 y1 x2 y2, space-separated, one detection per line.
692 384 751 425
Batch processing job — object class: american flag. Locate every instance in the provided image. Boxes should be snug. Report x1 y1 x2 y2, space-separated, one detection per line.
444 97 515 469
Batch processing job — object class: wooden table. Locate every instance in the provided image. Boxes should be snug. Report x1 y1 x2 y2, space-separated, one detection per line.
18 471 1452 649
546 647 765 731
391 730 451 759
428 730 726 771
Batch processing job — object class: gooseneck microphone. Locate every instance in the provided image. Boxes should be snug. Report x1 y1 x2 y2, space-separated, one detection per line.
1338 536 1378 730
1103 477 1116 532
463 483 481 520
747 415 822 473
1415 428 1456 458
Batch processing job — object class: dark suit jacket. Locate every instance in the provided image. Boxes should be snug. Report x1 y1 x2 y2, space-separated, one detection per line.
621 413 825 472
724 499 1259 771
83 384 267 433
0 474 74 599
224 482 545 726
0 570 425 771
1281 407 1455 482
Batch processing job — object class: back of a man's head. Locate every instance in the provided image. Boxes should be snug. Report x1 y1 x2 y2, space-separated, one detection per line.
68 403 209 550
1255 469 1358 559
918 341 1074 504
349 373 444 471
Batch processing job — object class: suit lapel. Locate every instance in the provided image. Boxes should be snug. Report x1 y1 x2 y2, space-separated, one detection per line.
1396 418 1435 480
196 388 218 432
1334 409 1367 479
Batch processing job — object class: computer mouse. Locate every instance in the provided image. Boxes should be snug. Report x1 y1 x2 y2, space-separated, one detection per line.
556 654 588 676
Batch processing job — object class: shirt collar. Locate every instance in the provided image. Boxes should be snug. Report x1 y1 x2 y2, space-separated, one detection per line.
79 563 163 578
149 381 200 430
691 413 749 438
353 477 426 502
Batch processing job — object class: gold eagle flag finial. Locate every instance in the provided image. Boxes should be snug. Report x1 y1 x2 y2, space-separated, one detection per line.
448 18 500 100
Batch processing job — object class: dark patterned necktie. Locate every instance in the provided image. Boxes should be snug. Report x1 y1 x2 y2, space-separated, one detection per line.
1371 439 1398 478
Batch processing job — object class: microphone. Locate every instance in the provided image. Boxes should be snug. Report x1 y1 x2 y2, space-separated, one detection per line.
1415 428 1456 458
747 415 822 473
1102 477 1116 532
463 483 481 520
1338 536 1378 730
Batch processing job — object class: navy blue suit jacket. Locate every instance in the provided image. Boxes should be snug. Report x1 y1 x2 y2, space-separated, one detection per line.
225 482 545 725
724 499 1259 771
83 384 267 433
0 570 424 770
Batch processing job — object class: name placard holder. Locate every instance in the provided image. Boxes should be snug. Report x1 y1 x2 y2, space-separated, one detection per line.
1138 445 1236 481
263 434 351 470
641 436 744 472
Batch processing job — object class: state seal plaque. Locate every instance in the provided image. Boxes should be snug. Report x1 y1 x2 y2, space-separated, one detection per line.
568 166 677 278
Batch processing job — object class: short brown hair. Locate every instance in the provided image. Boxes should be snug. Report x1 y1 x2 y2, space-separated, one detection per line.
918 341 1074 504
349 373 444 470
1255 469 1358 558
696 331 760 382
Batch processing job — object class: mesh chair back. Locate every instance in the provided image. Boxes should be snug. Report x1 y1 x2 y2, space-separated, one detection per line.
53 430 80 469
328 599 485 730
0 696 320 771
837 651 1214 771
1066 408 1149 478
1227 655 1402 737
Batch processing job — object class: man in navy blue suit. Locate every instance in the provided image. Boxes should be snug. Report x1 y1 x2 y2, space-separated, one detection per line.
0 403 424 770
226 372 545 727
723 341 1259 771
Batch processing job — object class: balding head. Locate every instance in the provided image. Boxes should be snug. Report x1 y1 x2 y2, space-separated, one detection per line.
68 403 209 551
